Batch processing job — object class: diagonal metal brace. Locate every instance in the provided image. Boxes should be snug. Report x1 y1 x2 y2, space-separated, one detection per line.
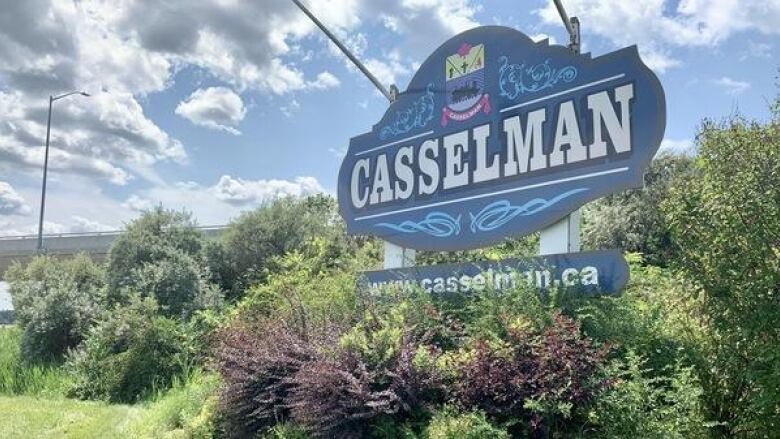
290 0 398 103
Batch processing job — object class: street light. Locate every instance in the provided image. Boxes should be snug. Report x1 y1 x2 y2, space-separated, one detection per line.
37 90 90 253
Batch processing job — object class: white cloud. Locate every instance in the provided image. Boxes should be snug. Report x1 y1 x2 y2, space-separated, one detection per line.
535 0 780 72
0 2 182 185
308 71 341 90
659 138 695 155
713 76 750 96
280 98 301 118
176 87 246 135
364 51 413 88
122 194 155 213
70 215 114 233
0 181 30 215
212 175 324 205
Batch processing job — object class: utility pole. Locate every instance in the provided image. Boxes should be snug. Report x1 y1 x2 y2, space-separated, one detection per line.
37 90 90 254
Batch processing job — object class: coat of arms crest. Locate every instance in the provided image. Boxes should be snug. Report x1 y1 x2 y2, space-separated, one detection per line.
442 43 491 126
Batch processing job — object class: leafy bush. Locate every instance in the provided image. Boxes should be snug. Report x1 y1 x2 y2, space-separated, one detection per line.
5 254 104 363
590 352 708 439
664 112 780 435
210 195 355 299
424 409 508 439
130 248 223 318
105 207 221 318
67 296 194 403
288 333 442 438
451 313 609 435
582 153 694 266
215 320 318 437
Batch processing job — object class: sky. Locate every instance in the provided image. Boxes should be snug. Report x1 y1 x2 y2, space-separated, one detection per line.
0 0 778 236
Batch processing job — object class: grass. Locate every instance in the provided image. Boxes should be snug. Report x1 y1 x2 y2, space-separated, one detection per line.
0 395 142 438
0 325 220 438
0 326 71 397
0 370 219 438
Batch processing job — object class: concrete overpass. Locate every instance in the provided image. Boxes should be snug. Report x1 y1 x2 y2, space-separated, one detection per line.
0 226 226 276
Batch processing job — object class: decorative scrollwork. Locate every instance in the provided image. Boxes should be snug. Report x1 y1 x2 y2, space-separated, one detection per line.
379 84 435 140
469 188 588 233
498 56 577 100
376 211 461 237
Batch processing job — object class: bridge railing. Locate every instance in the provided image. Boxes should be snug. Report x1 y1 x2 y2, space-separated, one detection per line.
0 225 227 241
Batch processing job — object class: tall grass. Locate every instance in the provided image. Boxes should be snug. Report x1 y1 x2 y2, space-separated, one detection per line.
125 368 220 438
0 326 71 397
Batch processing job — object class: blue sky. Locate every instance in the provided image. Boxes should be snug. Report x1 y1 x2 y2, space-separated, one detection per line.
0 0 778 234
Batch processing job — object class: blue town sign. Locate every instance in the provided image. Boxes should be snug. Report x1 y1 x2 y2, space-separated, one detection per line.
337 26 666 251
361 250 629 297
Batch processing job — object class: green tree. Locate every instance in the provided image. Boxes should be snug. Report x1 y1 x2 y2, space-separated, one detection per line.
664 110 780 436
582 153 694 266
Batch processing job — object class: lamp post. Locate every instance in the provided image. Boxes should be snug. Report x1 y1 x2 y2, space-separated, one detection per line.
37 90 90 254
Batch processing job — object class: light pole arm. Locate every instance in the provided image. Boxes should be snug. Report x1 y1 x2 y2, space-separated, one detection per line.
52 90 89 101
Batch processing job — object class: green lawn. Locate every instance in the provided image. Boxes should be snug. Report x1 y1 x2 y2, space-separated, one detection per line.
0 396 143 438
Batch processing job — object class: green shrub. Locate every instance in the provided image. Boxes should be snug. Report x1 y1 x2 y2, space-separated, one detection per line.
582 153 694 266
5 254 104 363
236 246 359 335
423 409 508 439
211 195 355 299
664 111 780 435
591 351 708 439
130 249 223 318
0 326 71 397
105 207 222 319
67 296 194 403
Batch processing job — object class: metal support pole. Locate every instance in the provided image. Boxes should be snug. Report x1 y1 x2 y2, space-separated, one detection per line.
37 96 53 254
290 0 411 268
552 0 581 53
290 0 396 103
540 0 581 255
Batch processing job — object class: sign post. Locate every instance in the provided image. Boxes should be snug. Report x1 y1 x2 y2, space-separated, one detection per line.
540 1 582 257
335 25 665 295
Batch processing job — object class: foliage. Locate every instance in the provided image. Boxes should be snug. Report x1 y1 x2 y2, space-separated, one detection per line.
125 368 220 438
570 257 695 375
664 112 780 436
105 207 220 318
0 326 71 397
288 333 442 438
418 234 538 266
5 254 104 363
215 320 319 438
590 351 708 439
423 408 509 439
130 249 223 318
451 312 609 435
236 243 359 336
582 153 694 266
66 296 194 403
209 195 356 299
